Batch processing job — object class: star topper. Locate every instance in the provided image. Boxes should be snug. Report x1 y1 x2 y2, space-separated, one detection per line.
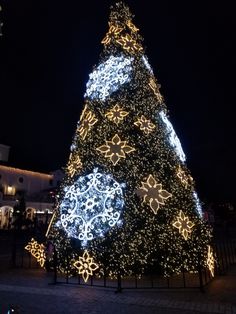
136 174 172 214
96 134 135 165
134 115 155 134
105 104 129 125
77 105 98 140
74 250 99 282
25 238 46 267
173 211 195 240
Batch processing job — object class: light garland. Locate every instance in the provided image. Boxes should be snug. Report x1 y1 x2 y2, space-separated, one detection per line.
74 250 99 282
149 78 163 103
193 191 203 217
206 245 215 277
85 55 133 101
136 174 172 214
59 168 125 246
96 134 135 166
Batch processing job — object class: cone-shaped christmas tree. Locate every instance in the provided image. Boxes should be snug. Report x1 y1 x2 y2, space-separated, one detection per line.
47 2 213 281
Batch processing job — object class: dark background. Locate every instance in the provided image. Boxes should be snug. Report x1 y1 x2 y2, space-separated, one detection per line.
0 0 235 204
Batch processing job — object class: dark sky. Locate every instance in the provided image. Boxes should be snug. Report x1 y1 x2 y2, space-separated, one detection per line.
0 0 235 204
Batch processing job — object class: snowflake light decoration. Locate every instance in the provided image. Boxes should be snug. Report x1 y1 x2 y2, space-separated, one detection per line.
149 78 163 103
60 168 125 245
101 22 123 45
126 20 139 33
66 153 82 178
85 55 133 101
173 211 195 240
74 250 99 282
105 104 129 125
159 110 186 162
116 34 143 54
134 115 155 134
206 245 215 277
193 191 203 217
25 238 46 267
77 105 98 140
177 166 192 189
136 174 172 214
96 134 135 166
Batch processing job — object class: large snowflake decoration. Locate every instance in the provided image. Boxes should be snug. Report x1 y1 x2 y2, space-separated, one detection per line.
85 55 133 101
117 33 143 54
159 110 186 162
206 245 215 277
134 115 155 134
173 211 195 240
136 174 172 214
96 134 135 166
66 153 82 178
77 105 98 140
149 78 163 103
25 238 46 267
74 250 99 282
101 22 123 45
105 104 129 125
60 168 125 245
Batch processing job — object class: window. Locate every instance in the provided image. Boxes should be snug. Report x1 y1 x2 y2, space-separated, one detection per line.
18 177 24 184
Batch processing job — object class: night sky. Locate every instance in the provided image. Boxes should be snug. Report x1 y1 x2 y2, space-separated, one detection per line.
0 1 235 204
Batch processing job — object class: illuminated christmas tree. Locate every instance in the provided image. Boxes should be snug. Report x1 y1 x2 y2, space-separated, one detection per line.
47 2 213 281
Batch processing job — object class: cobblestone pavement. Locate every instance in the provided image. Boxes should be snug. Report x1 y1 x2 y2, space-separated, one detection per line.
0 267 236 314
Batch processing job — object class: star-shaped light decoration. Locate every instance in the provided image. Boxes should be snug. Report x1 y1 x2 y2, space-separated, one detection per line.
134 115 155 134
96 134 135 166
101 22 123 45
149 78 163 103
25 238 46 267
126 20 139 33
74 250 99 282
173 211 195 240
77 105 98 140
66 153 82 178
116 33 143 54
206 245 215 277
105 104 129 125
177 166 193 189
136 174 172 214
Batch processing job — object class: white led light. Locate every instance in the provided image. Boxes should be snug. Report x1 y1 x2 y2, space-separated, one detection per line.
60 168 125 245
159 111 186 162
85 55 133 101
193 191 203 217
142 56 153 74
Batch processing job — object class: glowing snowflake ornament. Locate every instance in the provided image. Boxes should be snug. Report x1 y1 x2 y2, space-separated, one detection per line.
85 55 133 101
160 111 186 162
60 168 125 246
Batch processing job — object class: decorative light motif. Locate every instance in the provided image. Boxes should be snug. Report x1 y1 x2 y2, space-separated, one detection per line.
134 115 155 134
136 174 172 214
193 191 203 217
74 250 99 282
126 20 139 32
101 22 123 45
25 238 46 267
105 104 129 125
96 134 135 166
159 110 186 162
77 105 98 140
66 153 82 178
142 56 153 74
116 34 143 54
60 168 125 245
85 55 133 101
173 211 195 240
149 78 163 103
177 166 192 188
206 245 215 277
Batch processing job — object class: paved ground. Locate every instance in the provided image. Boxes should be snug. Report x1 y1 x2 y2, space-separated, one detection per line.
0 266 236 314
